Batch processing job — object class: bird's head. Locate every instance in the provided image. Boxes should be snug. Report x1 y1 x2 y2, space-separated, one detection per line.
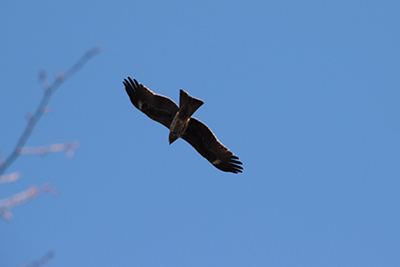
169 132 179 145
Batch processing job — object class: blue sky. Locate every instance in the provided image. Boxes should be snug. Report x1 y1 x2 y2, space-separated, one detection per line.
1 1 399 266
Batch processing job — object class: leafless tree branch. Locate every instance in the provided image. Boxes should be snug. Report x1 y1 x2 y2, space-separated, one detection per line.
0 183 59 221
0 46 101 177
0 171 21 184
19 141 80 158
19 250 56 267
1 46 100 267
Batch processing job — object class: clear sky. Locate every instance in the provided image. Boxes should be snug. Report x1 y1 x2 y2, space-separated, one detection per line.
1 1 399 266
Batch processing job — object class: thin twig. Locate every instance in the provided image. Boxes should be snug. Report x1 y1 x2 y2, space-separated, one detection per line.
19 141 80 158
0 183 59 221
19 250 56 267
0 46 101 176
0 171 21 184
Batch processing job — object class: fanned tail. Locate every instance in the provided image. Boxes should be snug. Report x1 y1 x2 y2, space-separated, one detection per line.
178 89 204 118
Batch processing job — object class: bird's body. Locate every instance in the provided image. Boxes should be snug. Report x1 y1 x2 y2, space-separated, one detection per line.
169 112 190 144
169 89 204 144
123 77 243 173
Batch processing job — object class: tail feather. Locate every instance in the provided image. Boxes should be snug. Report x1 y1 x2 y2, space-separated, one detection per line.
178 89 204 118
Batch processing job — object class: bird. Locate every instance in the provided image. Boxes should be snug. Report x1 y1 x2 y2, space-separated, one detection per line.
123 77 243 174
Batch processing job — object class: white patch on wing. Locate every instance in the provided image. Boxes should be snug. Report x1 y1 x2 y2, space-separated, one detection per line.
212 159 221 165
138 100 143 110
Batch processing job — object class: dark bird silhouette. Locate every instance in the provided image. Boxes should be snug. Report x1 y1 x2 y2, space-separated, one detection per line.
123 77 243 174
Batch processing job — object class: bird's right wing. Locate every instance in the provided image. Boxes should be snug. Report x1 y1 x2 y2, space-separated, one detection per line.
182 118 243 173
123 77 179 128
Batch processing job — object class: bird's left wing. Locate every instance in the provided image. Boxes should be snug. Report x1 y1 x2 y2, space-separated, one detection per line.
123 77 179 128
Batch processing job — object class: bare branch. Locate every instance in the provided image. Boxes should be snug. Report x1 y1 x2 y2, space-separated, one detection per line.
0 184 59 221
38 70 50 90
0 150 4 166
0 171 22 184
0 46 101 176
19 141 80 158
19 250 56 267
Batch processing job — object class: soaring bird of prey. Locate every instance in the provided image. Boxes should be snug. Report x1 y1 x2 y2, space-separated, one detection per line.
123 77 243 174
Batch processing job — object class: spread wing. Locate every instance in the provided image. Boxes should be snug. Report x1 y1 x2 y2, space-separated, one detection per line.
182 118 243 173
123 77 179 128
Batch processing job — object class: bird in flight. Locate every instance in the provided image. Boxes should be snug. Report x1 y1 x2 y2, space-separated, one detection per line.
123 77 243 174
